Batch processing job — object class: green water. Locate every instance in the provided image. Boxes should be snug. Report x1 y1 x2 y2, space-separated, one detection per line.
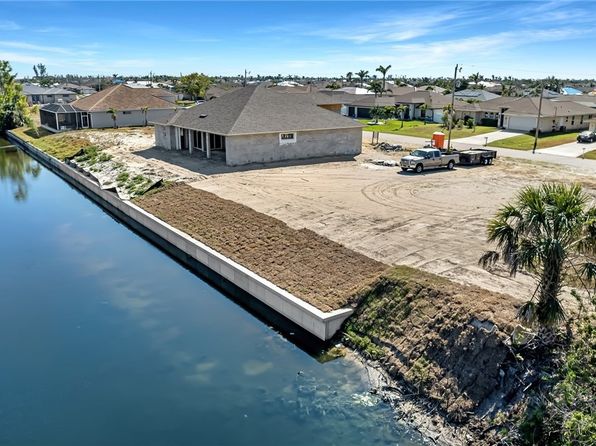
0 147 426 445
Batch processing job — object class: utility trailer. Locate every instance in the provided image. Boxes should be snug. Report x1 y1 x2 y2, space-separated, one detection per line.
454 148 497 166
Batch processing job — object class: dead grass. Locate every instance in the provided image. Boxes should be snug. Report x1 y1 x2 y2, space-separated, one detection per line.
134 183 388 312
11 126 92 161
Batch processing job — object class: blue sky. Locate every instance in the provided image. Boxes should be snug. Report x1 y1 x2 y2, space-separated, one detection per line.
1 1 596 79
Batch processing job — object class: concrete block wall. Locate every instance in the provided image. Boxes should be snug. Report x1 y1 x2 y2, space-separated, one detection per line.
225 127 362 166
8 131 353 341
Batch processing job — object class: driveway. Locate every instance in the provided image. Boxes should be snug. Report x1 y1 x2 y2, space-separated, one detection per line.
537 141 596 158
452 129 524 146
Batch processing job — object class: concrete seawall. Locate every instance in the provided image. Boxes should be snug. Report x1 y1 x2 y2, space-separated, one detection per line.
8 131 353 340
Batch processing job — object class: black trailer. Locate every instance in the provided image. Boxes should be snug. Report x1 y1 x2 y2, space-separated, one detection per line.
455 148 497 165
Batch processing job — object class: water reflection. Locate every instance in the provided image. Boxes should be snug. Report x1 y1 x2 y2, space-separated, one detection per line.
0 147 41 201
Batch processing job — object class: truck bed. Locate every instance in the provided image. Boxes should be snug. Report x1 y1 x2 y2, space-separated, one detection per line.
455 148 497 165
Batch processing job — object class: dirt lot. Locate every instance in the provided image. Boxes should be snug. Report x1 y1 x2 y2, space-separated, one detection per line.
51 127 596 304
188 145 596 302
135 184 388 312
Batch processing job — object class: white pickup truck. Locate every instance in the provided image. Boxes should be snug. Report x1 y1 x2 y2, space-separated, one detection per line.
400 148 459 173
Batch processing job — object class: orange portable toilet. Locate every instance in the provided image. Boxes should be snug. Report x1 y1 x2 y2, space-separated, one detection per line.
432 132 445 149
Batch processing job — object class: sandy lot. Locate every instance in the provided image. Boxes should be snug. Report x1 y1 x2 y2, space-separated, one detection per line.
87 128 596 302
187 145 596 301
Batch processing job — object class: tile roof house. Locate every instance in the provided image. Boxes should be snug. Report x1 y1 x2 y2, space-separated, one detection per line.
39 84 179 132
152 84 363 166
22 84 77 105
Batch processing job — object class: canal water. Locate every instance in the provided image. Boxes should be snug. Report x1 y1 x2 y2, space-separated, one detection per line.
0 148 425 446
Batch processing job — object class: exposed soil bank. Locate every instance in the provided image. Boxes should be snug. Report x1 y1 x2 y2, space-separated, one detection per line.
342 266 529 445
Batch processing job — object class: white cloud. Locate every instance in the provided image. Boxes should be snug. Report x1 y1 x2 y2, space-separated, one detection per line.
0 40 71 54
0 51 44 65
0 20 20 31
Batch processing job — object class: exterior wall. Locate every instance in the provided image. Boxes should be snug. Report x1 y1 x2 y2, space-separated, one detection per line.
155 124 175 149
504 115 590 132
90 108 175 129
432 108 444 124
225 127 362 166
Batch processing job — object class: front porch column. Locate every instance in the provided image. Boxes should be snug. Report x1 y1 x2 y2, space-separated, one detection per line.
175 127 181 150
188 129 193 154
206 133 211 159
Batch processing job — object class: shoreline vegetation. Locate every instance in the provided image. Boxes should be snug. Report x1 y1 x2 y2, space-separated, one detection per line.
10 126 595 446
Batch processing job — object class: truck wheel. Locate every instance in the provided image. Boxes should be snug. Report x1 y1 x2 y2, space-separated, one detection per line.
401 167 408 172
415 164 423 173
447 160 455 170
488 158 493 165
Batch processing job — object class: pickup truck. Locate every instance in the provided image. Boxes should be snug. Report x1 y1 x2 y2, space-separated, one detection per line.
400 148 459 173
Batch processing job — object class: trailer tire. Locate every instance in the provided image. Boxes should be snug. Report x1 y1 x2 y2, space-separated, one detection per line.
447 160 455 170
415 164 423 174
488 158 493 165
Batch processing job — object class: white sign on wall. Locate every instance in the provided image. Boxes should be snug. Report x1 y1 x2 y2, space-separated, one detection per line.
279 132 297 145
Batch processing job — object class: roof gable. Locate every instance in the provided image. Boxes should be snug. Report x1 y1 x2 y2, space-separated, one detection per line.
71 84 177 111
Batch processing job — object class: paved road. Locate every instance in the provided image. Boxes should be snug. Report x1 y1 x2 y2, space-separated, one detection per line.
453 129 524 145
363 130 596 173
537 141 596 158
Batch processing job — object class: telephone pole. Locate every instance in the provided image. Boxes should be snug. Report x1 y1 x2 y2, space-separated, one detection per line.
532 83 544 154
446 64 460 152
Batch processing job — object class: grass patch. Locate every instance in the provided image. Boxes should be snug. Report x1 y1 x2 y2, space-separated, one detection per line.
488 131 578 150
360 119 496 140
73 145 112 165
0 136 14 148
581 149 596 160
11 126 92 161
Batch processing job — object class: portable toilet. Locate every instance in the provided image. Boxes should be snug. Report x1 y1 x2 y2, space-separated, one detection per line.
432 132 445 149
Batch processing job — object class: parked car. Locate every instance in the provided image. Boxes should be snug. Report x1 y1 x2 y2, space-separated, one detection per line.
400 148 459 173
577 131 596 143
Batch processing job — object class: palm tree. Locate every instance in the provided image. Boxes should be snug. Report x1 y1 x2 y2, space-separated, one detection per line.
345 71 353 85
369 106 384 124
395 104 408 128
356 70 369 88
469 72 482 88
141 106 149 126
367 80 384 97
419 103 428 124
106 108 118 128
480 183 596 328
376 65 391 93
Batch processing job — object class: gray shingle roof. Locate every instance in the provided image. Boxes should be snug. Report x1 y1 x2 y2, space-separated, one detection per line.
454 89 500 101
503 97 595 117
40 103 78 113
155 85 362 135
22 84 76 95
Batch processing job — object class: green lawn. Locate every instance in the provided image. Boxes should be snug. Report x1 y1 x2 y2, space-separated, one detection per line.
582 149 596 160
359 119 496 140
488 131 578 151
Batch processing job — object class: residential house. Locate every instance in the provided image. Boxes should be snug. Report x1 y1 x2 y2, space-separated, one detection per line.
499 97 595 132
39 84 178 132
22 84 77 105
152 84 362 166
60 83 96 95
393 91 451 122
453 89 500 102
343 95 396 119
